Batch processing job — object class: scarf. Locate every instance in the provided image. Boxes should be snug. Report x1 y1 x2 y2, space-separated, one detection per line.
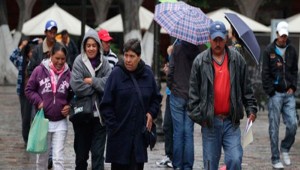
89 54 101 69
49 62 65 94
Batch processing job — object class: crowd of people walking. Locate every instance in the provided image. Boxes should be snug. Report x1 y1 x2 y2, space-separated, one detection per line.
9 15 299 170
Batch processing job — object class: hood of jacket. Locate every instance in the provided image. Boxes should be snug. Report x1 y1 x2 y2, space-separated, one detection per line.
80 29 104 73
41 58 69 73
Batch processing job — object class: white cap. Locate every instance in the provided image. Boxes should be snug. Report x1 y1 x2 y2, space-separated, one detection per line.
276 21 288 36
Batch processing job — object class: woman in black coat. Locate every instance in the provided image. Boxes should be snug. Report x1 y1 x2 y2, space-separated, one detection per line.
100 39 162 170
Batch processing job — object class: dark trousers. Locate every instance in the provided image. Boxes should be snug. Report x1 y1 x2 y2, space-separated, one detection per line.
73 117 106 170
111 148 144 170
163 95 173 159
19 94 32 143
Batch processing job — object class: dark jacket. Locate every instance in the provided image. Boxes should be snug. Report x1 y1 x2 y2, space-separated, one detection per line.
100 60 162 164
27 40 60 76
25 59 71 121
188 46 257 127
64 38 79 69
262 38 298 96
167 40 201 100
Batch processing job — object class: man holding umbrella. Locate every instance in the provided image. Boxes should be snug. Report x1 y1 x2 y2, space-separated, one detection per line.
262 21 298 169
188 21 257 170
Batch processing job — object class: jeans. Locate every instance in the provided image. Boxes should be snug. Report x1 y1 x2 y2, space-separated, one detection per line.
202 117 243 170
36 130 67 170
163 95 173 159
268 92 298 164
170 94 194 170
19 94 32 143
73 117 106 170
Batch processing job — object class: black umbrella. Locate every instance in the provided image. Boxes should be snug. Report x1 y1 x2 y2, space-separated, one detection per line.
225 13 260 65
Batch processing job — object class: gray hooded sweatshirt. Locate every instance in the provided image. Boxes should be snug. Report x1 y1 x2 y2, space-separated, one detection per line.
70 29 111 120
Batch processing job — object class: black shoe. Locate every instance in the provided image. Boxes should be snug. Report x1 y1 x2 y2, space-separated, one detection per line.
48 158 53 169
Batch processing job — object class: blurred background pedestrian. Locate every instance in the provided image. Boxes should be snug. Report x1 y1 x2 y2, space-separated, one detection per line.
9 38 40 146
167 39 201 169
156 44 174 168
27 20 59 77
59 29 79 69
98 29 118 69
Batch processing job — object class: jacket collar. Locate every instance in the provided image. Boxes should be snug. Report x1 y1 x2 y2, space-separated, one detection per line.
202 46 236 85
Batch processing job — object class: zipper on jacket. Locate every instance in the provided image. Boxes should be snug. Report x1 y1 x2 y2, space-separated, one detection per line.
282 56 287 89
53 94 56 104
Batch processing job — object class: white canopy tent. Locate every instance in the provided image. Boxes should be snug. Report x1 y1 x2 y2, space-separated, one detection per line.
207 8 270 32
22 3 91 36
95 6 166 33
285 14 300 70
286 13 300 33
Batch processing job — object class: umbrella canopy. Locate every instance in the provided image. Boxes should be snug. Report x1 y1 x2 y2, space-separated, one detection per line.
22 3 91 36
96 7 167 33
159 0 177 2
154 1 212 45
207 8 270 32
225 13 260 65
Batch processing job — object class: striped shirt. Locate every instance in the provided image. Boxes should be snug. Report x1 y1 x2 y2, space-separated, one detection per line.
104 49 118 69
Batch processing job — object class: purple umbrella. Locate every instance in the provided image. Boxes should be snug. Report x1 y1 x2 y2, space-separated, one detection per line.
154 1 212 45
225 13 260 65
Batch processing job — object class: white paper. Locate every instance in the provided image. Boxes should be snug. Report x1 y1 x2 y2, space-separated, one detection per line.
242 118 253 148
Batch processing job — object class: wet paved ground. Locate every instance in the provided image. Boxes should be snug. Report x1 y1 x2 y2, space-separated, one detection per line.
1 85 300 170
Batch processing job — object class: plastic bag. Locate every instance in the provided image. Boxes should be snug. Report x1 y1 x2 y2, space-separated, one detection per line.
26 109 49 153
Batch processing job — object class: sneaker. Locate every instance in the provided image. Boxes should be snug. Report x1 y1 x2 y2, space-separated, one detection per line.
167 161 173 168
282 152 291 165
156 156 171 167
272 162 284 169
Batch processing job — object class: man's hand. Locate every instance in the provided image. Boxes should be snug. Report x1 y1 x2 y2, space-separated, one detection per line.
19 40 28 50
163 63 169 75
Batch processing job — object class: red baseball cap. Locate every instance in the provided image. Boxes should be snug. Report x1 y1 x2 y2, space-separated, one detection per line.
98 29 113 42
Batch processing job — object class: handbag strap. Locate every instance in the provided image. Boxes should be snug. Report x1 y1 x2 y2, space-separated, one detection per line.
129 73 146 114
129 73 149 128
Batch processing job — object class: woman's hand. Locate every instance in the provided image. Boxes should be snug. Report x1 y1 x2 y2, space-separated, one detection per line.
83 77 93 85
146 112 153 132
38 102 43 110
61 105 71 117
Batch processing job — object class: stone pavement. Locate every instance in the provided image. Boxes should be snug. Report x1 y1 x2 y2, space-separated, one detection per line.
0 85 300 170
